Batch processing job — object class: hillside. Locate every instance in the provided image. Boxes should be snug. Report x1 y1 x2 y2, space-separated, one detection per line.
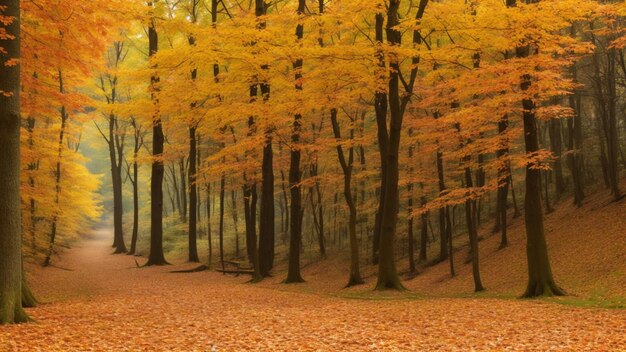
257 183 626 307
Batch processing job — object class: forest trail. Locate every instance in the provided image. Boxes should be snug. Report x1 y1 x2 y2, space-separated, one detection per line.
2 229 626 351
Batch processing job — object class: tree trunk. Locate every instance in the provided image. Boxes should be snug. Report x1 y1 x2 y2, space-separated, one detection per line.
128 119 141 255
375 0 404 291
44 70 68 268
259 132 275 276
495 115 511 249
109 113 127 254
180 158 188 222
145 4 168 266
419 199 428 262
0 0 29 321
219 173 226 272
513 15 565 295
330 109 364 287
372 12 389 266
188 127 199 262
256 0 275 278
285 0 307 284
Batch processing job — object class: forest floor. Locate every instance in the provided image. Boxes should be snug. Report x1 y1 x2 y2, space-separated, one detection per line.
1 190 625 351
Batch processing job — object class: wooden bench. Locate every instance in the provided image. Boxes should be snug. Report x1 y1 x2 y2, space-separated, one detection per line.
216 260 254 277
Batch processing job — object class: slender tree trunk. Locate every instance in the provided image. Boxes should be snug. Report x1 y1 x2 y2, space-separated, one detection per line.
256 0 275 278
218 172 226 271
436 150 449 262
285 0 307 284
230 188 239 257
26 116 38 256
259 132 275 275
330 109 364 287
145 1 168 266
419 194 428 262
495 115 511 248
128 119 141 255
188 127 199 262
407 131 416 274
0 0 29 321
44 70 68 268
180 158 187 222
372 12 389 266
206 183 213 267
109 114 127 254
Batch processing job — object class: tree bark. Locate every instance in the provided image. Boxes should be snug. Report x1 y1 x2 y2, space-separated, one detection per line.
285 0 306 284
145 1 168 266
188 127 199 262
510 2 565 295
0 0 29 322
330 109 364 287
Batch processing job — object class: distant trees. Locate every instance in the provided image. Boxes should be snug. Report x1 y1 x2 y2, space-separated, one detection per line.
6 0 625 311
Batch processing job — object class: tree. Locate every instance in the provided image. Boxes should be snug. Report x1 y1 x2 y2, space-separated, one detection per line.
145 0 168 266
330 109 364 287
0 0 29 324
96 41 128 254
509 0 565 297
284 0 307 284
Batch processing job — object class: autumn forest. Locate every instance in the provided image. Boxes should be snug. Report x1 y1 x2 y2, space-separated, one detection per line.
0 0 625 350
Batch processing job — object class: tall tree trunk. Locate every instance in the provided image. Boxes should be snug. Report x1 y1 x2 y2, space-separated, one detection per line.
109 113 127 254
456 123 484 292
218 172 226 271
26 116 38 255
495 115 511 249
436 149 449 262
44 69 68 267
128 119 141 255
188 127 199 262
145 1 168 266
407 130 416 274
230 188 239 257
510 1 564 295
330 109 364 287
285 0 306 284
0 0 29 321
376 0 404 291
256 0 275 278
206 183 213 267
372 12 389 266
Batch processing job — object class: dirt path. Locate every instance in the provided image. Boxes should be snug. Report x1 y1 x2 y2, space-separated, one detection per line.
1 229 625 351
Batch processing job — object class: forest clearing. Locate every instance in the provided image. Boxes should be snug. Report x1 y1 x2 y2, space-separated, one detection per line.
1 182 625 351
1 0 626 350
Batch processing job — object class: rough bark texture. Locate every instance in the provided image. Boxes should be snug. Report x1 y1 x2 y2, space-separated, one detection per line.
0 0 29 323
